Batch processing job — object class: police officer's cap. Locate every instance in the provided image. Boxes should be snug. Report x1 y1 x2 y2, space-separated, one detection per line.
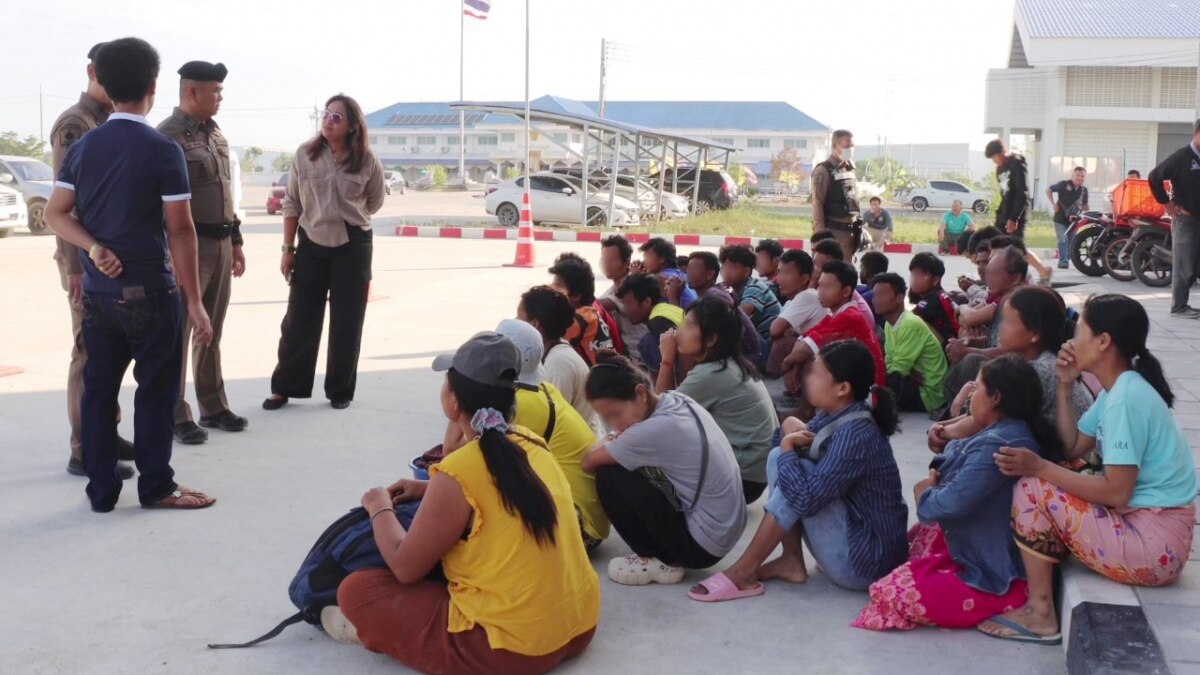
87 42 107 61
178 61 228 83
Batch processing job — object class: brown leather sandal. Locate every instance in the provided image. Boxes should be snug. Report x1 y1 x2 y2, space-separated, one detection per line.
143 487 216 510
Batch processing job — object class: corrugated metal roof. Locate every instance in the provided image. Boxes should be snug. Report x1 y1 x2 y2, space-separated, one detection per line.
366 95 827 133
1018 0 1200 38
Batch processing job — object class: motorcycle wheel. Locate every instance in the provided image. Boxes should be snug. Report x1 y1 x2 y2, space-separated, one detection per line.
1132 235 1172 288
1102 235 1136 282
1069 227 1106 277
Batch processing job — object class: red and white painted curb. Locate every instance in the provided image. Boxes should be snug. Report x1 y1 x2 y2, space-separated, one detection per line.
393 225 1057 258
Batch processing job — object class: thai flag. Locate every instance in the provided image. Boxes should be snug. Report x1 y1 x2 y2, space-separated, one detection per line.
463 0 490 19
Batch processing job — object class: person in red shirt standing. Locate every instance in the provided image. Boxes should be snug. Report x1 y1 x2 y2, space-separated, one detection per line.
781 260 886 396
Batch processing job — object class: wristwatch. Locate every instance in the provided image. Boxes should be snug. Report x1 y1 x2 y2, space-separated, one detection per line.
281 245 297 254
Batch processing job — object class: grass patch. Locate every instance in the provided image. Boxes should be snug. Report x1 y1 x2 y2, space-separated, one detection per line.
641 203 1057 248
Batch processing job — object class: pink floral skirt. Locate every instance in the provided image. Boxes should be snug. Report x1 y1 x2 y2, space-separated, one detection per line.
854 523 1028 631
1011 476 1195 586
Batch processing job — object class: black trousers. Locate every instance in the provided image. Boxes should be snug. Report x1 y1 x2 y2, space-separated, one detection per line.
886 371 928 413
81 289 181 510
594 465 722 569
271 225 372 401
742 479 767 504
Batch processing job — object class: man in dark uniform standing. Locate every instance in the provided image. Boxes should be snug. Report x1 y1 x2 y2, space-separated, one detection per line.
50 43 135 479
811 129 863 262
157 61 248 444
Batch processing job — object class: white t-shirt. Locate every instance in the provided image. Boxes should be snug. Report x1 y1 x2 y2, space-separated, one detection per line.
605 391 748 557
778 289 828 335
543 341 604 436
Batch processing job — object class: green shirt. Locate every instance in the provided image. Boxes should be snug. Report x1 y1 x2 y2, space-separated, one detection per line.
941 211 973 236
883 311 948 411
677 359 779 484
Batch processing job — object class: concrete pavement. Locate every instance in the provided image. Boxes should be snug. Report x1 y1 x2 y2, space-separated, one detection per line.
3 230 1167 675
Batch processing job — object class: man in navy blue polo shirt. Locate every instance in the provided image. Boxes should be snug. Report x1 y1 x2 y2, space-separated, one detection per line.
45 37 216 513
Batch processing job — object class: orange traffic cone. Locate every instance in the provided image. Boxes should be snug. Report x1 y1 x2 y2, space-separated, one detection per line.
506 189 536 268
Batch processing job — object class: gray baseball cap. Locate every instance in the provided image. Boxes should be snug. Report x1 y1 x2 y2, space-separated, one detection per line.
431 331 522 389
495 319 546 389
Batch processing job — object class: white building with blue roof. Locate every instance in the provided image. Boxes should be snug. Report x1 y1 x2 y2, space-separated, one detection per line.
986 0 1200 207
364 95 829 183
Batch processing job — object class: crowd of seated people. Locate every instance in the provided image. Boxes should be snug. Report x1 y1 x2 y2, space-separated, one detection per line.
328 232 1196 670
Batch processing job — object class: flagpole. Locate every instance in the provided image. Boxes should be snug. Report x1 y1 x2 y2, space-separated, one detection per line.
523 0 531 197
458 3 466 189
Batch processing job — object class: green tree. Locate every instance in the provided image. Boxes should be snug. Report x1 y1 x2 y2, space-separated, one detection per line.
241 146 263 174
770 147 804 188
726 161 749 188
428 164 448 187
503 166 522 180
272 152 293 173
856 157 918 199
0 132 46 160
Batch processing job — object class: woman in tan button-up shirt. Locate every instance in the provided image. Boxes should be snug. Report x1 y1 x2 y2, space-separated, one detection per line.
264 94 385 411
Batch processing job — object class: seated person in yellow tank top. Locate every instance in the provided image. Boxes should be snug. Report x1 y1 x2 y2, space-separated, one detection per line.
326 332 600 673
441 320 610 550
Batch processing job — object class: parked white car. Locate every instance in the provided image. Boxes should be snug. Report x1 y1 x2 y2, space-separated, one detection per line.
485 173 640 227
0 184 28 238
0 155 55 235
383 170 406 196
559 172 690 219
900 180 990 213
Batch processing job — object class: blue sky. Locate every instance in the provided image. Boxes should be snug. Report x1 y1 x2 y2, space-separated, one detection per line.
1 0 1015 151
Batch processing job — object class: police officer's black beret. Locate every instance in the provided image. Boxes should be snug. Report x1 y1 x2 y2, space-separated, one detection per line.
87 42 107 60
178 61 228 83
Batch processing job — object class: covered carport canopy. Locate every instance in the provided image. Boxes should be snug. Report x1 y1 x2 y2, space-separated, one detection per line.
449 98 738 224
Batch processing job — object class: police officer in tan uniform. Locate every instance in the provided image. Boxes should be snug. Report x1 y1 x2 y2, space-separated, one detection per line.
157 61 248 444
50 42 135 478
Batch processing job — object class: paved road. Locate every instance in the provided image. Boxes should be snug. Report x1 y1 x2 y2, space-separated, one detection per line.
0 234 1098 674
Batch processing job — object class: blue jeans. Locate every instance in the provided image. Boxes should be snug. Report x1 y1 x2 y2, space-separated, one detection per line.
1054 220 1070 264
81 289 183 510
764 447 875 591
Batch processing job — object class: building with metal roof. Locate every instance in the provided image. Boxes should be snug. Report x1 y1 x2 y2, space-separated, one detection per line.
365 95 829 183
986 0 1200 207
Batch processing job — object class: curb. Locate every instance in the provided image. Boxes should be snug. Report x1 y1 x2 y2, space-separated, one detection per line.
393 225 1058 258
1060 560 1169 674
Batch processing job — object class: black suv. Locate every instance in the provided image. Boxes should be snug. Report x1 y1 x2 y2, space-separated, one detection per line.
650 167 738 211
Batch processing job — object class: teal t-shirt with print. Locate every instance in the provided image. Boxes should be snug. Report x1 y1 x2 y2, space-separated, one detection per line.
1078 371 1198 508
942 212 973 236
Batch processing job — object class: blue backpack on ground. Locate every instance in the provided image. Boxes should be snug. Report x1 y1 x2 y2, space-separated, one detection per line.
207 501 419 649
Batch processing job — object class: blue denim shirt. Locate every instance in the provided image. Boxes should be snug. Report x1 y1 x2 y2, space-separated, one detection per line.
918 418 1043 595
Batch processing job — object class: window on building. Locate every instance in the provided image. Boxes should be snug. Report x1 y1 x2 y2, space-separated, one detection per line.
446 136 460 146
784 138 808 150
713 137 735 145
368 135 379 145
501 132 516 143
387 136 406 145
416 136 436 146
477 135 499 146
552 133 568 143
747 138 771 149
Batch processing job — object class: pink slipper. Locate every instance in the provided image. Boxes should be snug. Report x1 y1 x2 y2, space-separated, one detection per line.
687 572 765 603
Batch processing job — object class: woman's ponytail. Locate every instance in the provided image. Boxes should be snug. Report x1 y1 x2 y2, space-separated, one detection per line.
868 385 900 437
1133 347 1174 409
476 427 558 546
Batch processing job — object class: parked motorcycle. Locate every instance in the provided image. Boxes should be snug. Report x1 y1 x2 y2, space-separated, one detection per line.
1131 218 1173 288
1068 211 1129 277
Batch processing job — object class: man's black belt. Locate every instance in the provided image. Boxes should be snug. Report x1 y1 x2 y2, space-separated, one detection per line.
195 222 235 239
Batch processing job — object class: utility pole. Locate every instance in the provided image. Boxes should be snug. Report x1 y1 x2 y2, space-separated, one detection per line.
598 38 609 119
458 3 466 188
310 104 320 135
38 84 44 147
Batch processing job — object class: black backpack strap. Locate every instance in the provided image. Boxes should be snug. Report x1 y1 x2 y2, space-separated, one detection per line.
681 400 710 512
542 384 557 441
207 611 307 649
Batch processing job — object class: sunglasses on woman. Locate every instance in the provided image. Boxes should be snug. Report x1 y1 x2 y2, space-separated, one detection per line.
321 110 345 124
